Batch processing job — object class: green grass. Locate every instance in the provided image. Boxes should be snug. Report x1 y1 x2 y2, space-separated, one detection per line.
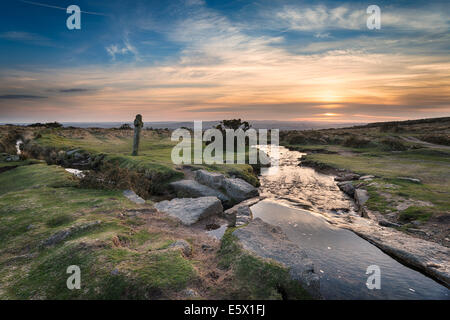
291 143 450 220
32 128 258 187
398 206 434 222
0 163 76 195
45 214 75 228
0 164 197 299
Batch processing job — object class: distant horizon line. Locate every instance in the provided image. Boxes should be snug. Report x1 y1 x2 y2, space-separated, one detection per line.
2 115 449 125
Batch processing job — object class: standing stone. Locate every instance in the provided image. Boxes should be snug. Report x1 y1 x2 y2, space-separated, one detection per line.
132 114 144 156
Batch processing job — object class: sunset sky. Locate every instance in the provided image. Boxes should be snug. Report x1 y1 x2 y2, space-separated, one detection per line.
0 0 449 123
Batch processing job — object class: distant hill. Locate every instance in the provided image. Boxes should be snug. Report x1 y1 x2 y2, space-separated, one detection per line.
1 120 365 131
351 117 450 129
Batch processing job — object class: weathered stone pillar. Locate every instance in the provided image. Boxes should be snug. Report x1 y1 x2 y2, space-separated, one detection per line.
132 114 144 156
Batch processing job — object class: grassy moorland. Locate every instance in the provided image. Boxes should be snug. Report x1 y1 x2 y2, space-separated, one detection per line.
0 124 305 300
1 125 259 198
280 117 450 245
0 162 306 299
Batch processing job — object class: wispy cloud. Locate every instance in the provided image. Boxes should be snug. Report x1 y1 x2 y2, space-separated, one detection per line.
106 40 139 61
0 1 449 122
0 94 47 99
269 4 449 33
0 31 55 47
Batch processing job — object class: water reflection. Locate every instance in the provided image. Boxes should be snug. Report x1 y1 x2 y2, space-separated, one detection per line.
252 200 449 299
252 146 448 299
256 146 355 215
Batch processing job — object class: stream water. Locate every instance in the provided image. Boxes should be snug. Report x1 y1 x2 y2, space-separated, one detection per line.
251 146 449 300
16 140 23 155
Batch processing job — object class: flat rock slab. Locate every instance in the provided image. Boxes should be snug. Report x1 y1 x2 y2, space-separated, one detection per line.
155 196 223 226
223 197 264 226
223 178 259 203
195 170 225 189
123 190 146 204
320 211 450 288
65 168 85 179
233 218 321 298
337 181 355 197
170 180 229 203
354 189 369 207
360 175 375 180
398 177 421 184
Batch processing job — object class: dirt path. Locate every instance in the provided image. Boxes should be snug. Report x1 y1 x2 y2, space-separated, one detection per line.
400 136 450 150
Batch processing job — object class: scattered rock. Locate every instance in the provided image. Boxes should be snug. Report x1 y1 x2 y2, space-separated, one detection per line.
155 197 223 225
233 218 321 298
171 170 258 205
205 223 220 231
222 178 259 203
170 180 229 203
66 149 81 156
169 239 192 256
223 197 263 226
354 189 369 207
407 228 429 237
42 221 102 247
359 175 375 180
206 224 228 240
354 189 370 217
337 181 355 197
195 169 225 189
398 177 421 184
235 206 252 226
335 173 360 182
123 190 145 204
379 220 402 228
385 212 398 220
182 288 200 298
65 168 85 178
5 155 20 162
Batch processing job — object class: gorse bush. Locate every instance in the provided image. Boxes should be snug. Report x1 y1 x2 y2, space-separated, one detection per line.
419 134 450 146
343 136 372 148
379 137 408 151
80 164 152 198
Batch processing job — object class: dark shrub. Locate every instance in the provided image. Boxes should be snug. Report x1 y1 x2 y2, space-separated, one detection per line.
46 214 74 228
80 164 152 198
343 136 372 148
288 134 307 145
379 137 408 151
119 124 132 130
419 134 450 146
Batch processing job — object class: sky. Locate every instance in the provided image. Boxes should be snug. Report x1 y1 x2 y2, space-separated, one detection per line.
0 0 449 123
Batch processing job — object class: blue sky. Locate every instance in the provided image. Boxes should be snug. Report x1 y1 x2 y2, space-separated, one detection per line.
0 0 449 122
